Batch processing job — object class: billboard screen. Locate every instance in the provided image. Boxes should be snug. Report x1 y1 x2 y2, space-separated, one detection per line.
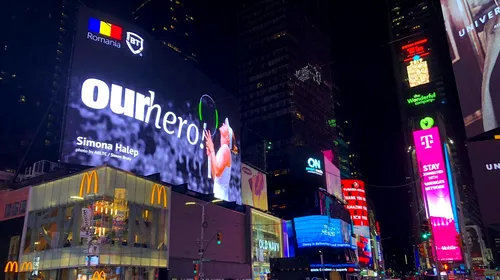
439 1 500 137
341 180 369 227
322 150 343 201
413 127 462 261
467 140 500 226
294 215 352 249
62 7 241 202
241 163 268 211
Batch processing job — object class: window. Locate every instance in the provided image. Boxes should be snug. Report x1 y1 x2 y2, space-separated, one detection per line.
20 200 27 213
11 202 19 216
4 204 11 218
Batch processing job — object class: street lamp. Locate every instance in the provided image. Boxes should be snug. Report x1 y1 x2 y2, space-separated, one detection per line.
185 199 223 278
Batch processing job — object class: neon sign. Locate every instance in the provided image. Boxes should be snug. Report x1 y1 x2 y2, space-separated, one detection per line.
407 56 430 88
419 117 435 130
306 158 323 176
407 92 436 106
402 39 430 62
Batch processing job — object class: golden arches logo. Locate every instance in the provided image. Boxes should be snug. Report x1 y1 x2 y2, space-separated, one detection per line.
20 261 32 272
150 184 167 208
92 270 106 280
79 170 98 197
4 261 18 273
4 261 32 273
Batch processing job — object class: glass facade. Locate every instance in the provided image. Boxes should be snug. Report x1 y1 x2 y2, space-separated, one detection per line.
250 209 283 280
18 166 170 279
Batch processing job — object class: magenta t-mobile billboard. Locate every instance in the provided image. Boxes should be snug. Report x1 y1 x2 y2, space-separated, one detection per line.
413 127 462 261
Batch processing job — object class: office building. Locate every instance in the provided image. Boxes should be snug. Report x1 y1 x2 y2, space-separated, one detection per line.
238 0 336 172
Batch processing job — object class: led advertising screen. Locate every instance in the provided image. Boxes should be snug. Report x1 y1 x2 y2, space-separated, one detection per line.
341 180 369 227
294 215 352 249
467 140 500 226
413 127 462 261
61 7 241 202
322 150 343 201
439 1 500 137
241 163 268 211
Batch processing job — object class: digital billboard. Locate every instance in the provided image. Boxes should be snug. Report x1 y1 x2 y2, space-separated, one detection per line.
467 140 500 226
439 1 500 137
294 215 352 249
241 163 268 211
322 150 343 201
61 7 241 203
341 180 369 228
413 127 462 261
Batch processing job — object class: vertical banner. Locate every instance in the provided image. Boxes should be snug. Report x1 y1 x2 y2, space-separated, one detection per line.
413 127 462 261
80 207 93 238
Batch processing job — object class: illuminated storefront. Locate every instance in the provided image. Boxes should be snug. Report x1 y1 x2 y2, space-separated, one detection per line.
250 208 283 280
17 166 170 280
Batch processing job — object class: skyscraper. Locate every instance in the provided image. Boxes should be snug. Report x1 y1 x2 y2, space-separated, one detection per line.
388 0 484 269
238 0 336 173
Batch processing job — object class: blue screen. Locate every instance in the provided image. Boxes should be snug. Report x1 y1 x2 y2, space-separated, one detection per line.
294 215 352 248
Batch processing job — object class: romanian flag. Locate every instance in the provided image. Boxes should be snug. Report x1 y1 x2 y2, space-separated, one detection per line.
88 18 122 40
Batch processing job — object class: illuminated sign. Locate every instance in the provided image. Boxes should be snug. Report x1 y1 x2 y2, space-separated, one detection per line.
419 117 435 130
294 64 322 85
294 215 353 248
402 39 429 62
64 6 241 203
87 18 144 56
342 180 369 227
79 170 98 197
150 184 168 208
407 92 436 106
258 239 280 252
4 261 33 273
306 158 323 176
413 127 462 261
92 270 106 280
407 56 430 88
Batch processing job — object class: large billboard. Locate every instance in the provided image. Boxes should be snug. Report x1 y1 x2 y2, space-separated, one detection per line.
467 140 500 226
440 1 500 137
294 215 352 249
241 163 268 211
322 150 343 202
413 127 462 261
62 7 241 203
341 180 369 229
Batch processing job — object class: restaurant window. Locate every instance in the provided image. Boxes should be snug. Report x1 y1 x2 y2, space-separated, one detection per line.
11 202 19 216
4 203 11 217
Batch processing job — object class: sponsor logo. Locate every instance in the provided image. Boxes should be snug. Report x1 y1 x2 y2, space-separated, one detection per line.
126 32 144 56
80 170 98 197
92 271 106 280
4 261 32 273
150 184 167 208
87 17 144 56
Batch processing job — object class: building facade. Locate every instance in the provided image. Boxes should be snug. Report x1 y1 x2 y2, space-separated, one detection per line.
17 166 170 279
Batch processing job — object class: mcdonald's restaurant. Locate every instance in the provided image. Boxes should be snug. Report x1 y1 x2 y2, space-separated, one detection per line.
14 166 170 280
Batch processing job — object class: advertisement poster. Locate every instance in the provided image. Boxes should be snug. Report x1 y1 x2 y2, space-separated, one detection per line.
467 140 500 226
294 215 352 248
322 150 343 201
413 127 462 261
466 226 485 265
341 180 369 227
62 7 241 203
241 163 268 211
440 0 500 137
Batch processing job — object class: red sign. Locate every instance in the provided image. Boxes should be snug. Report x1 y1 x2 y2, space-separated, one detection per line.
402 39 430 62
341 179 368 227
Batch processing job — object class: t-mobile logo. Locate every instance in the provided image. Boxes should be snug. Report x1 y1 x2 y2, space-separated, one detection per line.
420 134 434 149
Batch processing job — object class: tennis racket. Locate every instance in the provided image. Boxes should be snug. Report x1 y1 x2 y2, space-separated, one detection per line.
198 94 219 179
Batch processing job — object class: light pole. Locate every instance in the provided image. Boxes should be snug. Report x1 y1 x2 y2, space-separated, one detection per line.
185 199 222 279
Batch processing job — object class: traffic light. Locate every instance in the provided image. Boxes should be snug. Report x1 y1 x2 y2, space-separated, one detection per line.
421 219 431 240
194 264 199 274
217 231 222 245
